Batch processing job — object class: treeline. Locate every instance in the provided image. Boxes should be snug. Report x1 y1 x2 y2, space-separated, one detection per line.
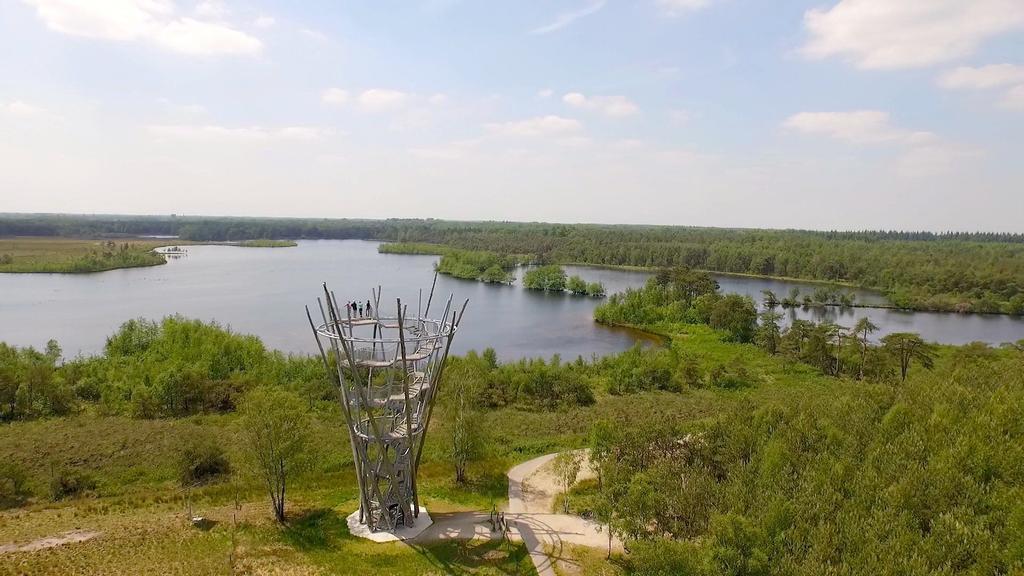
596 267 947 384
4 214 1024 313
0 315 670 422
0 317 328 422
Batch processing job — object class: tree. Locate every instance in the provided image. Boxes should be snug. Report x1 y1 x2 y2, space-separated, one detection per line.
589 420 615 489
586 281 606 297
566 275 588 295
755 310 783 355
523 265 567 291
761 290 779 310
446 385 485 484
239 387 310 523
708 295 758 343
881 332 936 382
552 451 583 513
852 317 879 380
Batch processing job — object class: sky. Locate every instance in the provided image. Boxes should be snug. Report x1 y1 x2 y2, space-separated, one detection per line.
1 0 1023 232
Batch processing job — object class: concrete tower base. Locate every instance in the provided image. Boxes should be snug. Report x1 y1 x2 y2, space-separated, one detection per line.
345 507 434 543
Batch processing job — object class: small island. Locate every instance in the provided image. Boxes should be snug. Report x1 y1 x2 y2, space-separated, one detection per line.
235 239 298 248
524 265 606 297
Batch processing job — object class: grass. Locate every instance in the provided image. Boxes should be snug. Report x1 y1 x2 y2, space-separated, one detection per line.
236 239 298 248
550 544 624 576
0 237 173 273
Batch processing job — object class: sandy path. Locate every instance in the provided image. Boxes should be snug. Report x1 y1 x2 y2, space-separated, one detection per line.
0 530 101 554
415 450 619 576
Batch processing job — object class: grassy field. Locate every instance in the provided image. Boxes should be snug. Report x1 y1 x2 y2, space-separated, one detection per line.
0 237 174 273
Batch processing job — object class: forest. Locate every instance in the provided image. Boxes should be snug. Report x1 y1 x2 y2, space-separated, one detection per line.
3 214 1024 313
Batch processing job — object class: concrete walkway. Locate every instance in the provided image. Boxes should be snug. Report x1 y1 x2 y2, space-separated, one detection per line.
414 451 620 576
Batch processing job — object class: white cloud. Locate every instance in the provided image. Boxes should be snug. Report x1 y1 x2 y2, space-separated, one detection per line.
783 110 977 178
147 124 329 143
154 17 260 55
484 115 582 136
896 142 982 178
556 136 593 148
253 15 275 29
656 0 711 17
320 88 414 111
1 100 53 119
299 28 327 42
1002 85 1024 110
23 0 262 56
801 0 1024 69
530 0 605 35
938 64 1024 90
321 88 350 105
783 111 934 145
562 92 639 117
193 1 228 19
669 109 689 124
357 89 411 112
409 140 479 160
938 65 1024 111
156 97 206 116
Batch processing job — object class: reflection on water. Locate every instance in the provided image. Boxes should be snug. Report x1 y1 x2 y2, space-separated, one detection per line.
1 240 1022 359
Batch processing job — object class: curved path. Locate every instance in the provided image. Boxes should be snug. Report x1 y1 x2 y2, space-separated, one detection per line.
416 451 620 576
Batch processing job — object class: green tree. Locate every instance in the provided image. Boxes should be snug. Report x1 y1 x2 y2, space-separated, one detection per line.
881 332 937 382
552 451 583 513
523 265 567 291
566 275 588 295
239 387 310 523
586 281 606 297
852 317 879 380
442 374 486 484
708 295 758 343
589 420 615 489
755 310 782 355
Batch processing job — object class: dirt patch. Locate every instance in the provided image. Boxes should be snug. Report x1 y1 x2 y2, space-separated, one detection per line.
0 529 101 554
520 450 596 514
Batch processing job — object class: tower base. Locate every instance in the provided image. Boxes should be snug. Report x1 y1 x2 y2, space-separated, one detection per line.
345 507 434 543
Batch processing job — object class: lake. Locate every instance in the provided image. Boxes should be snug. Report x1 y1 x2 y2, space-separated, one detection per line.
1 240 1023 359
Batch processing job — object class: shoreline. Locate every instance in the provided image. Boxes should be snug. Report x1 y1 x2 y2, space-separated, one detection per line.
0 237 298 275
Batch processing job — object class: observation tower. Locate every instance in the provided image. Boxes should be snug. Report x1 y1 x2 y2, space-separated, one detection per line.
307 275 467 534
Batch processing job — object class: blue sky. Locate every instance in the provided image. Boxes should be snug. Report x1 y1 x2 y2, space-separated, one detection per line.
1 0 1023 231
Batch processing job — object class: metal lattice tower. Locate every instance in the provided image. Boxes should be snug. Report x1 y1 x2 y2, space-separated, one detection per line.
307 274 468 532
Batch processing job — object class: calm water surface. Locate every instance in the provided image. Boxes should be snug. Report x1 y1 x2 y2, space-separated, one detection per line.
1 240 1022 359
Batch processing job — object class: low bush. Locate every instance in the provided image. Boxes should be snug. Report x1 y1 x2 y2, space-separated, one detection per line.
177 432 231 486
49 468 97 501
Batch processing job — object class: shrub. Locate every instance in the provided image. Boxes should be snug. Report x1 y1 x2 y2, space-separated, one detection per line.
629 538 709 576
708 361 752 390
177 432 231 486
0 462 28 505
49 468 97 501
523 265 567 291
